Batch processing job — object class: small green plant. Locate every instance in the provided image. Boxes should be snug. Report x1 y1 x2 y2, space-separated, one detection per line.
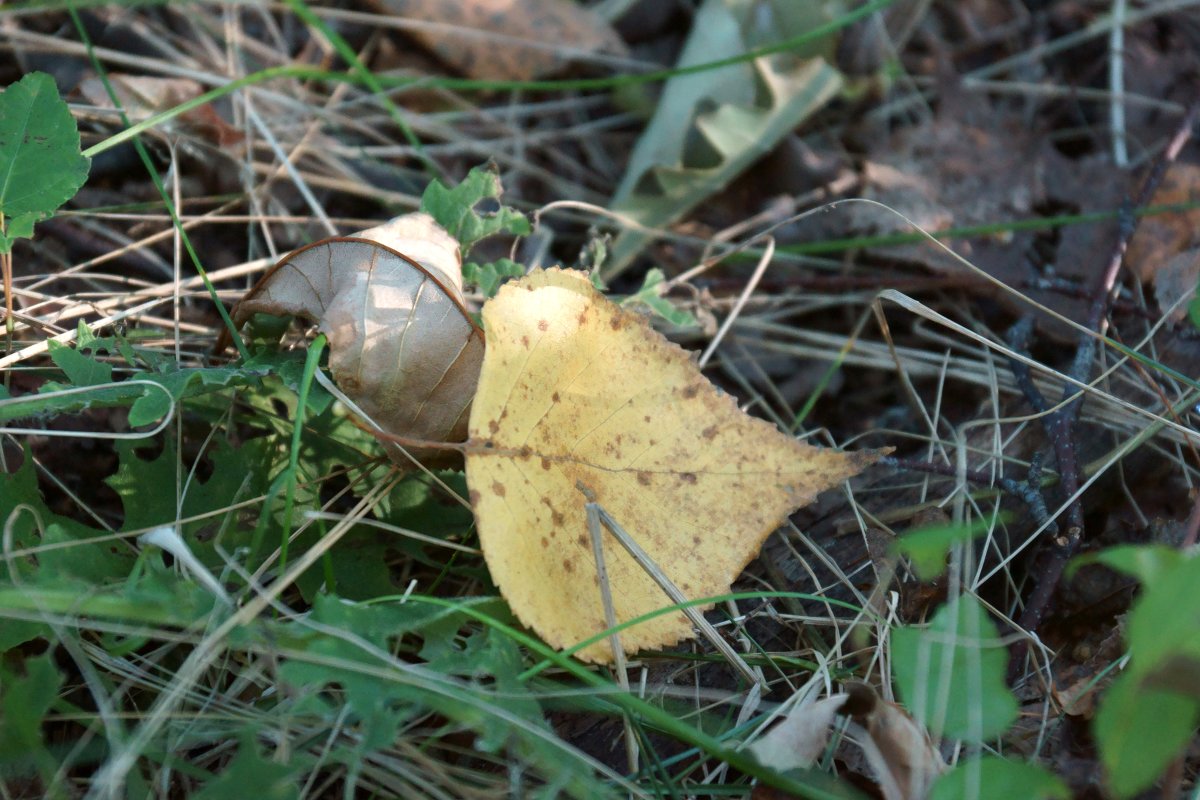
889 523 1070 800
419 160 531 296
0 72 91 344
1071 545 1200 797
0 72 90 253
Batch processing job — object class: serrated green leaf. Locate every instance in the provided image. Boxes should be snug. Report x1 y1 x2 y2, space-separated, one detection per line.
0 651 63 780
278 595 432 749
193 733 301 800
0 448 47 651
892 519 992 582
463 258 526 297
0 447 49 580
621 268 697 327
419 162 530 252
0 72 90 251
1095 670 1199 798
294 526 401 601
0 381 143 424
127 364 273 426
606 0 843 277
243 348 332 415
47 339 112 386
40 519 134 583
930 756 1069 800
892 595 1017 742
0 445 130 585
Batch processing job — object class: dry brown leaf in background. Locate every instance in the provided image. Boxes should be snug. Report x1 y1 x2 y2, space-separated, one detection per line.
746 693 850 772
1151 247 1200 321
78 73 243 148
1125 163 1200 282
230 213 484 468
842 682 946 800
464 268 883 662
370 0 628 81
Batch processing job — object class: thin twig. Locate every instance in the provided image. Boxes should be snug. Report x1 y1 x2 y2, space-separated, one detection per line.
879 454 1054 532
1012 97 1200 647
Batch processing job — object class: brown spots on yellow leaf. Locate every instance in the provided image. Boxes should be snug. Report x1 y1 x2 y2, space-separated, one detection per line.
541 536 549 548
521 334 530 348
491 481 506 497
489 420 500 434
538 319 549 331
465 268 884 664
468 489 481 505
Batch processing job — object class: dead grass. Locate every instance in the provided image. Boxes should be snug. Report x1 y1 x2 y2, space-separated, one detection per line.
3 1 1200 798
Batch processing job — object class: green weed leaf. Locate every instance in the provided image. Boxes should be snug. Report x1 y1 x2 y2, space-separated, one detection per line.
1095 671 1199 798
891 595 1017 742
127 364 278 426
463 257 526 298
1069 543 1183 593
194 733 302 800
930 756 1069 800
0 651 63 781
419 161 531 253
47 339 112 386
621 268 697 327
892 519 992 582
0 445 132 586
1082 547 1200 795
1123 552 1200 681
107 438 273 556
0 72 90 252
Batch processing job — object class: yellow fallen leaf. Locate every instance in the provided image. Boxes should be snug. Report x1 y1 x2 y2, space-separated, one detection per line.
465 268 882 662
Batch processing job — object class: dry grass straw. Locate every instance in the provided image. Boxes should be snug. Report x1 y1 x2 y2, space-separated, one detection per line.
4 1 1199 795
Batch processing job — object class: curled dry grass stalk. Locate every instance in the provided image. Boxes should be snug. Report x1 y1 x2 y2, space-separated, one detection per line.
3 1 1200 797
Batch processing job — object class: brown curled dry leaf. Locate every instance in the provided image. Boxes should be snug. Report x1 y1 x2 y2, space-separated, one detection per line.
748 683 944 800
230 213 484 468
841 682 946 800
746 692 850 772
78 74 244 149
464 268 884 662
